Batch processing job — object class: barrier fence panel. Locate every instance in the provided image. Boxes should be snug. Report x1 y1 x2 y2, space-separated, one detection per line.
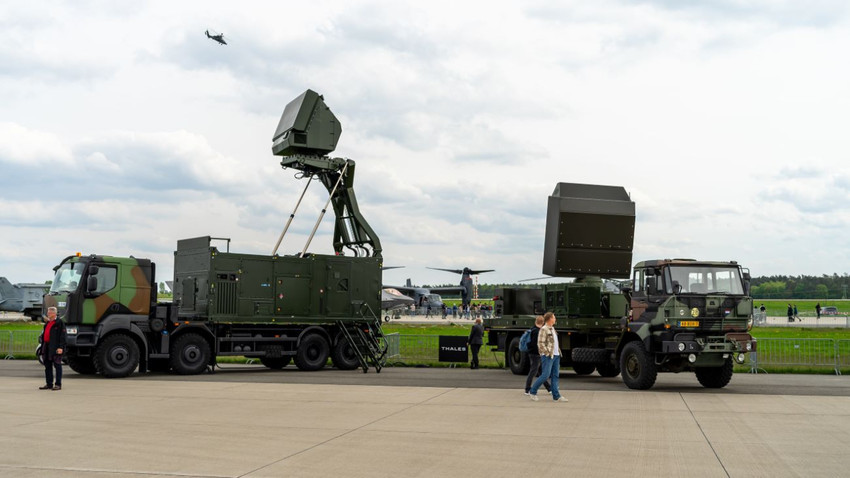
1 331 11 359
5 330 40 359
384 333 400 359
836 340 850 374
753 338 838 374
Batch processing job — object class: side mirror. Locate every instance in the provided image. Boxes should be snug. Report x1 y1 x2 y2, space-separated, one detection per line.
89 265 99 275
86 276 98 295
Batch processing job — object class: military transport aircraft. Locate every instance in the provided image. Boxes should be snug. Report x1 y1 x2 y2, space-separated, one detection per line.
205 30 227 45
384 267 495 311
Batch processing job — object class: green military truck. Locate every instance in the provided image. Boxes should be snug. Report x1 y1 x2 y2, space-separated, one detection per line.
43 89 388 377
485 183 756 390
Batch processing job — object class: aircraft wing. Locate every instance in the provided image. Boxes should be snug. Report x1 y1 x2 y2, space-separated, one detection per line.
428 286 465 295
383 285 416 296
381 288 415 310
428 267 495 275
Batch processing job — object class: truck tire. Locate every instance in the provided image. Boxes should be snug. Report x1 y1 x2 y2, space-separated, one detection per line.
572 347 610 364
620 341 657 390
170 333 211 375
572 363 595 375
331 339 360 370
294 334 330 371
507 337 530 375
596 361 620 377
94 333 140 378
67 355 97 375
695 358 734 389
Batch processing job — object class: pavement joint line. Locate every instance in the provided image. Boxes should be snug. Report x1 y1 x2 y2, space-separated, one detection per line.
0 463 228 478
680 392 731 478
234 387 457 478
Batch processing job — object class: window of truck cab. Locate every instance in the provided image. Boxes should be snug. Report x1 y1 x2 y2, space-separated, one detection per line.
50 262 86 293
91 265 118 294
668 266 744 295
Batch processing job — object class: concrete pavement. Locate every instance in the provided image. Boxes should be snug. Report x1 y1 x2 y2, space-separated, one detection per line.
2 364 850 477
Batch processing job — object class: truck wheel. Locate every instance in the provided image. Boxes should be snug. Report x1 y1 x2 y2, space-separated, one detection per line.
507 337 530 375
94 333 140 378
573 363 595 375
331 339 360 370
67 355 97 375
294 334 330 371
620 341 657 390
596 361 620 377
170 333 211 375
695 358 734 388
571 347 609 364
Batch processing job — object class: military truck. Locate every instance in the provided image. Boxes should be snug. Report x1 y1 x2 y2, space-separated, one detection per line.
484 183 756 390
42 89 388 378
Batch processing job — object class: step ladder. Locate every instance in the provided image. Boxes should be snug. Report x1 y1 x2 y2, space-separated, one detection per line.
336 305 388 373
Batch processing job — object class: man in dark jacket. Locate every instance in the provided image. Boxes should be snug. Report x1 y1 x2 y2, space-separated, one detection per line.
525 316 551 395
467 318 485 369
39 307 66 391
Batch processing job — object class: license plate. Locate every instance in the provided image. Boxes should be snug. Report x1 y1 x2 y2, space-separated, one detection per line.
678 321 699 327
66 327 77 335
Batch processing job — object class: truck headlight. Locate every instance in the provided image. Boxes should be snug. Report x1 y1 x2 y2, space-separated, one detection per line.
678 342 686 352
745 342 752 352
688 354 697 363
736 353 746 364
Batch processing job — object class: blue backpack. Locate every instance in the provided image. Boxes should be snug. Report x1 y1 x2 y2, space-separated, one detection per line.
519 327 533 352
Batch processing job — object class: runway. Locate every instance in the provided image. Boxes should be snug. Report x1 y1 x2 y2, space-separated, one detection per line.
2 361 849 477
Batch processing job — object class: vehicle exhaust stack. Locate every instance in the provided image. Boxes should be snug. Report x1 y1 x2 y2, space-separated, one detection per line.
542 182 635 279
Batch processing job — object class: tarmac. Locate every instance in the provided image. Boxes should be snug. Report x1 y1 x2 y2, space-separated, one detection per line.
2 361 850 477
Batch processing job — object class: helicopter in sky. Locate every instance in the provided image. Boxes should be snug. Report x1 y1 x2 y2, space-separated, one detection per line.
205 29 227 45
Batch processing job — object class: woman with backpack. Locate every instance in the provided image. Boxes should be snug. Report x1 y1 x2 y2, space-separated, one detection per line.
523 315 551 395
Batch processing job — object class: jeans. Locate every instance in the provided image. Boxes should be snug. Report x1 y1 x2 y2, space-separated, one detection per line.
44 354 62 387
530 355 561 400
525 353 551 392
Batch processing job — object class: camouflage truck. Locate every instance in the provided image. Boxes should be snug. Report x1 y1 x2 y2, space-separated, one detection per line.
485 183 756 390
43 89 388 377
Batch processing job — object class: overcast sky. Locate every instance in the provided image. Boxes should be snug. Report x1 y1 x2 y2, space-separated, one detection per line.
1 0 849 288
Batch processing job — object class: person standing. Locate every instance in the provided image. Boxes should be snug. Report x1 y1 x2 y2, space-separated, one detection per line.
39 306 66 391
529 312 567 402
524 315 551 395
816 303 822 319
468 318 484 369
793 304 799 322
787 304 793 323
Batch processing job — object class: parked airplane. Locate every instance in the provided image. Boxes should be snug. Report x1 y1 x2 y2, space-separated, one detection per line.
0 277 48 320
428 267 494 307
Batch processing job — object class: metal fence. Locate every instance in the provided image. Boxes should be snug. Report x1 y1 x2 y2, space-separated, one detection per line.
1 330 846 374
749 338 840 374
2 330 39 359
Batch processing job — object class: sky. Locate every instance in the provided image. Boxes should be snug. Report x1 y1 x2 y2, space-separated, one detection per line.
1 0 849 288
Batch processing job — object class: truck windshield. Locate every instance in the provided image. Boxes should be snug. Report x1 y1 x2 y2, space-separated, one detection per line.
669 266 744 295
49 262 86 293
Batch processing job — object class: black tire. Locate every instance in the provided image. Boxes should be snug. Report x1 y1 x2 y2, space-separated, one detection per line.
507 336 530 375
695 358 734 388
170 333 211 375
294 334 330 371
94 333 140 378
620 341 657 390
260 356 292 369
36 345 44 365
331 339 360 370
571 347 610 364
148 358 171 373
67 355 97 375
596 361 621 377
572 363 595 375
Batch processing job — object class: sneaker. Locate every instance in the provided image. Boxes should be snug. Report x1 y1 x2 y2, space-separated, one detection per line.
530 394 539 401
554 396 568 402
546 389 552 394
523 391 530 396
39 385 52 390
52 386 62 391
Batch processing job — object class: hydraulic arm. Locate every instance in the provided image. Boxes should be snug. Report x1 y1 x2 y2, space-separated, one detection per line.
271 90 382 258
